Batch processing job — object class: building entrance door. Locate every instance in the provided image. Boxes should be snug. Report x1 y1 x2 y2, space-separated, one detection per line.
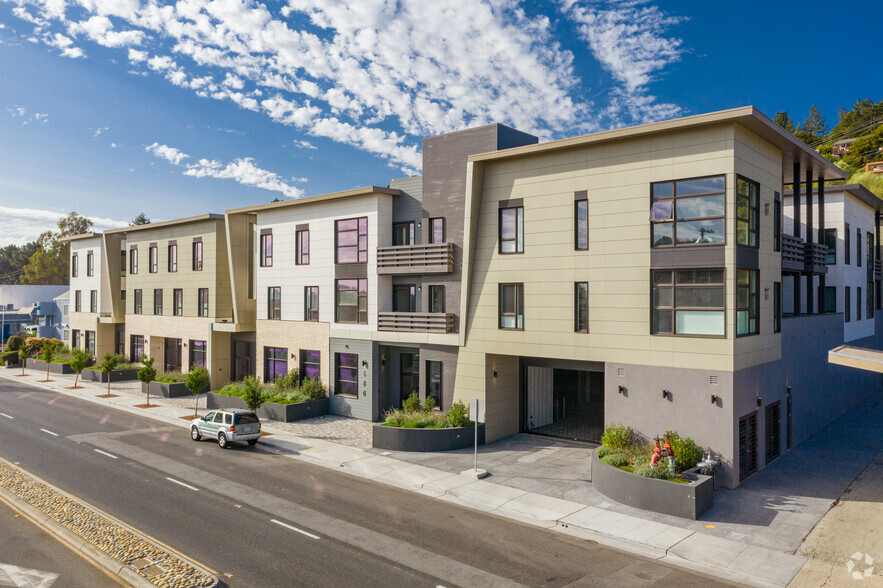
400 352 419 405
232 341 254 381
164 338 182 372
524 367 604 442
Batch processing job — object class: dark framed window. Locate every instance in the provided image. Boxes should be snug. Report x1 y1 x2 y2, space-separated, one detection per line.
89 290 97 313
74 290 82 312
858 287 862 321
393 221 415 246
739 412 758 481
825 286 836 314
393 285 416 312
428 285 445 313
736 269 759 336
774 281 781 333
168 243 178 272
652 269 725 336
71 254 78 277
335 279 367 324
129 247 138 274
868 280 875 320
765 402 781 464
857 228 862 267
499 207 524 254
426 360 442 409
86 252 94 277
149 245 158 273
189 340 207 370
173 288 183 316
260 232 273 267
304 286 319 321
335 217 368 263
868 231 875 276
575 199 588 250
300 349 321 382
85 330 95 354
651 176 725 247
845 222 851 265
192 240 203 271
335 352 358 397
429 218 445 243
134 289 142 314
773 192 781 252
130 335 144 362
264 347 288 382
296 229 310 265
198 288 209 317
575 282 589 333
736 177 759 247
499 283 524 330
824 228 837 265
72 330 80 349
268 286 281 320
120 250 126 277
153 289 162 315
846 286 851 323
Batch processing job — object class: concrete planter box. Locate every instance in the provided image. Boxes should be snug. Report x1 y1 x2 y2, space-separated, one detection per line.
205 392 329 422
82 368 140 383
27 358 76 375
372 423 485 452
142 381 201 398
592 452 714 520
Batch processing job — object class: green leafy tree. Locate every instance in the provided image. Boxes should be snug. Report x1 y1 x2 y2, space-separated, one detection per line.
843 124 883 170
130 213 151 225
831 98 883 137
40 339 56 380
186 366 209 417
795 104 829 145
773 111 795 133
241 375 265 411
0 242 39 285
97 353 122 396
21 212 94 285
69 348 92 388
137 356 157 406
18 345 29 376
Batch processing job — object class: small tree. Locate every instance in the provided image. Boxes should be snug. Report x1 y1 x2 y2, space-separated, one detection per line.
241 375 264 411
40 339 56 380
18 345 28 376
186 366 209 418
97 353 121 396
137 356 157 406
69 348 92 388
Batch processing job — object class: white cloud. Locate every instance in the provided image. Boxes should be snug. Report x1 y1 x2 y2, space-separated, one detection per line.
292 139 316 150
0 205 128 246
46 32 85 58
110 142 118 148
68 15 144 48
7 106 26 118
92 126 109 137
7 105 49 124
145 142 189 165
32 112 48 123
127 47 147 61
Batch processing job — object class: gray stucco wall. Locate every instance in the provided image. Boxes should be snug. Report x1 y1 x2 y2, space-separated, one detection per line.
329 337 379 421
420 344 459 412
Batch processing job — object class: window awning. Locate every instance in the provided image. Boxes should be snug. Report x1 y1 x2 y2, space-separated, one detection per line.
828 345 883 374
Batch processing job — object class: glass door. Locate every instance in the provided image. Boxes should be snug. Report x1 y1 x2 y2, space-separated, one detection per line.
400 352 419 405
164 338 182 372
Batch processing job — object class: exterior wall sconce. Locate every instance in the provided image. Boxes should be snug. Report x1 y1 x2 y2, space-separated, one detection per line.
381 355 386 366
618 385 625 394
493 368 498 378
291 353 295 359
764 202 770 215
662 389 670 400
711 394 718 404
764 287 770 300
757 397 763 407
362 360 368 367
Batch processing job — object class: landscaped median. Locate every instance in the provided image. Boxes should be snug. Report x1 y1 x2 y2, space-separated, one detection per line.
0 458 217 587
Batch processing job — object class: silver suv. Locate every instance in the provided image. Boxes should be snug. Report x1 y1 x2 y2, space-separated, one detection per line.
190 409 261 448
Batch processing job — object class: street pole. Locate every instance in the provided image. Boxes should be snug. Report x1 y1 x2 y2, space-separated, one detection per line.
460 398 488 479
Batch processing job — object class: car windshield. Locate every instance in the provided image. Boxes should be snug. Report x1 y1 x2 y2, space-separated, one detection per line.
234 412 259 424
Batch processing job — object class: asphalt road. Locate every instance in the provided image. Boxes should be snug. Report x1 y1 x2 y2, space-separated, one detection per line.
0 379 730 587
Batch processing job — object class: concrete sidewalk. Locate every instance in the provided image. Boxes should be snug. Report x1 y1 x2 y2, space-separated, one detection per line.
3 366 879 587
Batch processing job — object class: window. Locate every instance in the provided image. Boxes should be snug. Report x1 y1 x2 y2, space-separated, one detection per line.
393 222 415 246
149 245 158 273
857 228 862 267
72 330 80 349
652 269 725 336
335 353 358 397
575 282 589 333
71 254 78 278
86 252 94 277
120 250 126 277
575 199 588 250
304 286 319 322
129 247 138 274
168 243 177 272
499 207 524 254
428 285 445 313
393 285 416 312
264 347 288 382
426 360 442 409
825 286 836 314
260 232 273 267
736 177 759 247
651 176 725 247
765 403 781 464
90 290 97 313
499 283 524 330
824 228 837 265
198 288 209 317
868 280 875 321
134 289 142 314
858 287 862 321
336 279 367 324
335 217 368 263
736 269 758 336
268 286 281 320
62 304 69 318
868 231 875 274
773 192 781 252
193 240 203 271
296 229 310 265
774 282 781 333
845 222 851 265
846 286 851 323
300 349 321 381
85 331 95 354
154 289 163 315
429 218 445 243
190 340 207 370
173 289 183 316
130 335 144 362
74 290 82 312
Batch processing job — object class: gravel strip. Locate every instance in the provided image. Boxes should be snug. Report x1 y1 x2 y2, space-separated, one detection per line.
0 460 215 587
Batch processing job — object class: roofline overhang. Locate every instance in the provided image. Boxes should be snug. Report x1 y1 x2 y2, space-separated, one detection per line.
59 232 103 243
225 186 401 215
106 213 225 235
784 183 882 212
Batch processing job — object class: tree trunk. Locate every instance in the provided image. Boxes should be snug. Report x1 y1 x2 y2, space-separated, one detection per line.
194 392 199 418
74 372 79 387
146 383 151 407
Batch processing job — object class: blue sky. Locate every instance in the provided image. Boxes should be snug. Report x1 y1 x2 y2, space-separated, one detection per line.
0 0 880 246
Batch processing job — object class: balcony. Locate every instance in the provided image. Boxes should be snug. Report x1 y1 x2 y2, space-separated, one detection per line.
98 313 124 324
781 235 804 272
875 259 882 280
378 312 455 334
803 242 827 274
376 243 454 275
781 235 827 274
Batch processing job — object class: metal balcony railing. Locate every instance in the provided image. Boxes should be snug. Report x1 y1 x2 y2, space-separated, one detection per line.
781 234 804 272
377 312 455 333
804 242 827 274
875 258 882 280
376 243 454 275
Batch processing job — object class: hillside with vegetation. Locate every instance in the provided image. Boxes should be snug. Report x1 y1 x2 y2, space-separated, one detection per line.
774 99 883 196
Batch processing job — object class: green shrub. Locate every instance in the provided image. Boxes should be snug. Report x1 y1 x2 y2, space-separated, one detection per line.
242 376 265 411
445 400 471 428
635 465 674 480
666 431 703 472
402 391 421 412
601 423 633 452
601 453 629 467
5 335 24 351
299 377 327 400
0 350 18 366
596 445 610 458
156 371 188 383
424 396 436 412
274 368 299 391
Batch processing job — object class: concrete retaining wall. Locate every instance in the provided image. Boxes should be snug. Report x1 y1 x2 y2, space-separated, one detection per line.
373 423 485 452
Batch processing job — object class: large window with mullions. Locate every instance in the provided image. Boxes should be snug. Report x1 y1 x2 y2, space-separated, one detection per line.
652 269 725 336
651 176 725 247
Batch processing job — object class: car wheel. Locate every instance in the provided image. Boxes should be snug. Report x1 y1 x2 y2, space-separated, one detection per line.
247 439 258 446
218 432 228 449
191 427 201 441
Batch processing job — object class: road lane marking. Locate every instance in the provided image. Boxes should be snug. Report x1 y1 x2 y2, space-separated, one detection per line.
0 413 13 419
270 519 320 540
39 429 59 437
166 477 199 492
93 449 118 459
